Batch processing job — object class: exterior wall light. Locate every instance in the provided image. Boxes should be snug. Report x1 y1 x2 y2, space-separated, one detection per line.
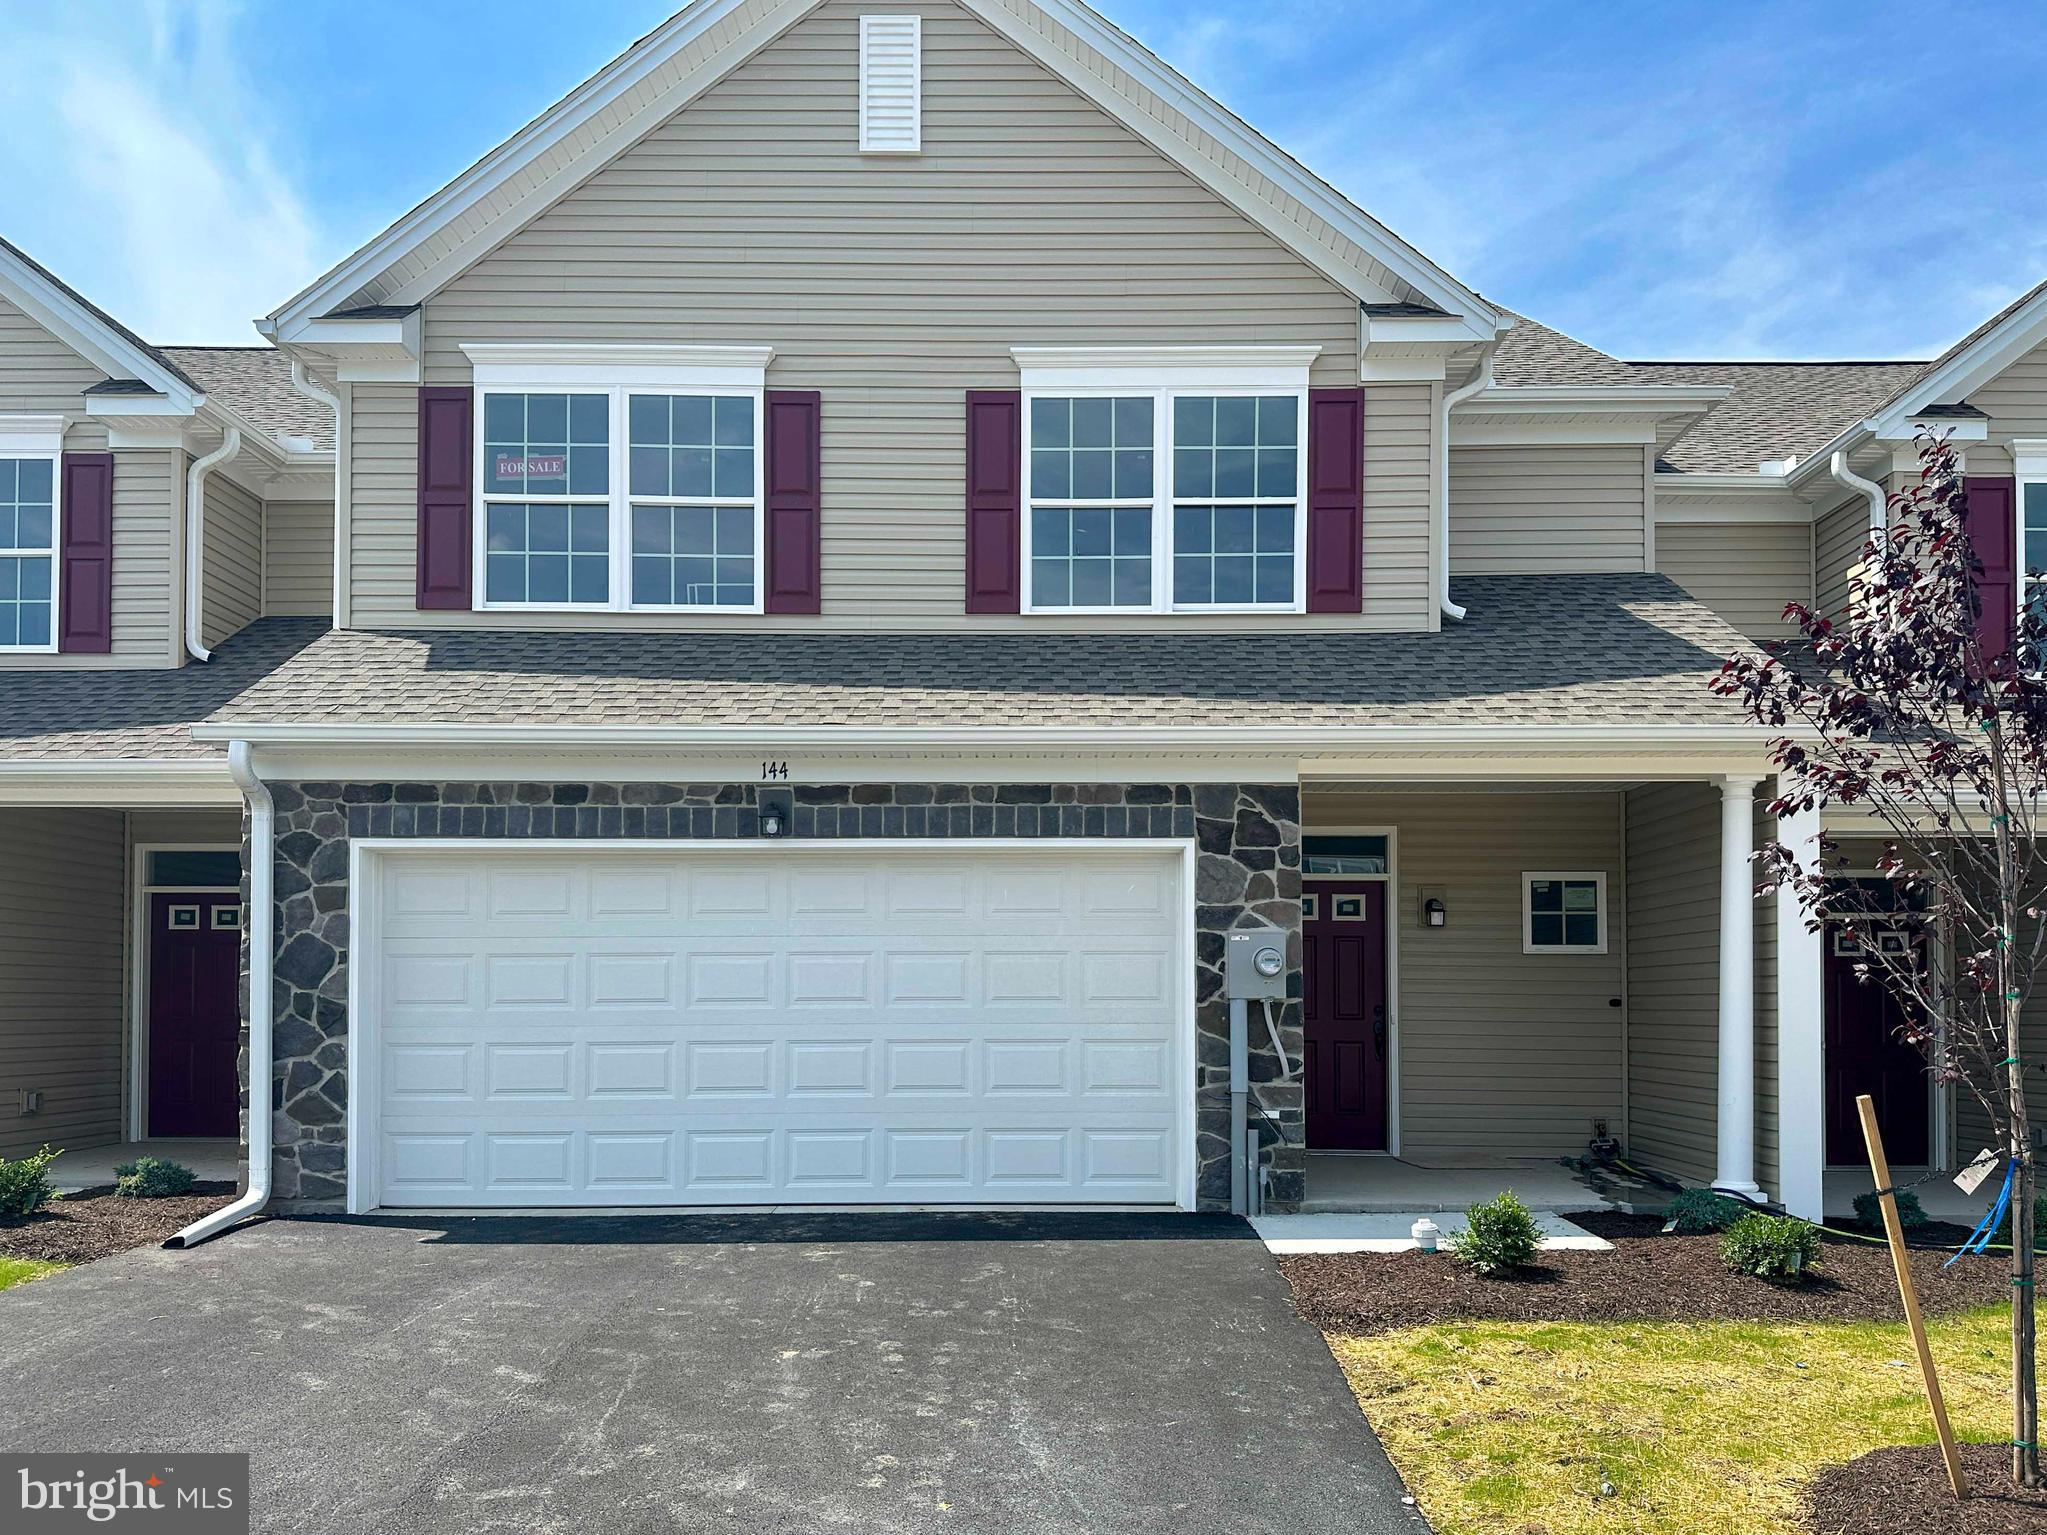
757 787 794 837
1423 896 1447 928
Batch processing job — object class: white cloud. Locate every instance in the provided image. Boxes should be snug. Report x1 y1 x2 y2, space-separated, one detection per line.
0 0 320 343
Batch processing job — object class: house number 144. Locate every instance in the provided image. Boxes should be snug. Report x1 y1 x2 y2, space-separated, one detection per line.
760 761 790 780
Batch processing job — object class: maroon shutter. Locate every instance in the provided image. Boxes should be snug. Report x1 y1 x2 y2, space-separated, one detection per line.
1305 387 1365 613
964 390 1022 613
1964 475 2017 663
57 451 114 653
416 386 474 610
762 390 822 613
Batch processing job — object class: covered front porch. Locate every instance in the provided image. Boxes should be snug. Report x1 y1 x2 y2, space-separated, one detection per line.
1284 763 1825 1220
0 801 246 1182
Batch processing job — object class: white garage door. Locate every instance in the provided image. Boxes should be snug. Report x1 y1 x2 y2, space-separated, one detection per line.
365 845 1187 1208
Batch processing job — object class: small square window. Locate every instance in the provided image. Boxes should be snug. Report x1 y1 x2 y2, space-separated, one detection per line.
1524 872 1606 954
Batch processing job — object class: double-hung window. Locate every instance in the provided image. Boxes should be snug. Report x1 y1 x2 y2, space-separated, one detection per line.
2019 441 2047 662
468 345 772 614
0 423 60 652
1015 347 1315 614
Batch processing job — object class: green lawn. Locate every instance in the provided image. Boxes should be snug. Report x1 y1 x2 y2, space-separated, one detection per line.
1330 1307 2010 1535
0 1256 66 1293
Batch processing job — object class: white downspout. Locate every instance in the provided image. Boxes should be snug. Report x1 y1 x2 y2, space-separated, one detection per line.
165 740 273 1247
183 427 243 663
288 360 343 627
1830 449 1887 546
1438 348 1496 621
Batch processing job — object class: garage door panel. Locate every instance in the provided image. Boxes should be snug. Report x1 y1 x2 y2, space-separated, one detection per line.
371 848 1184 1208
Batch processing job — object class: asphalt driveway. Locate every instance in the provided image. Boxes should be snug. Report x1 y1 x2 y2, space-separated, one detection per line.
0 1211 1423 1534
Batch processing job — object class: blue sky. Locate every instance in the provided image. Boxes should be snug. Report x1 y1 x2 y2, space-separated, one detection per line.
4 1 2043 358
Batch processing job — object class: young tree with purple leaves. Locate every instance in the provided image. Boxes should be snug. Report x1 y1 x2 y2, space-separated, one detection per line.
1712 434 2043 1489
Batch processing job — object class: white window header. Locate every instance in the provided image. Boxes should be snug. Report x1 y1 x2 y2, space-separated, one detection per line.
459 343 775 391
2014 438 2047 479
859 14 922 154
0 414 66 455
1009 345 1321 392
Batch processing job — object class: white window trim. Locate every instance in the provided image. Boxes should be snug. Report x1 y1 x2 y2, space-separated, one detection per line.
2016 440 2047 634
1522 870 1608 955
0 415 64 654
1012 348 1318 617
468 361 770 616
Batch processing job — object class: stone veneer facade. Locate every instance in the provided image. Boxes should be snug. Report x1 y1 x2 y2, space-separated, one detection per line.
252 781 1303 1212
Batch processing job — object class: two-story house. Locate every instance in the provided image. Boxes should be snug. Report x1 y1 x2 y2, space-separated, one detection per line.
4 0 2042 1237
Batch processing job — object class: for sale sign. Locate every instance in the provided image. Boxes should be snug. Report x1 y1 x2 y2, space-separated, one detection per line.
495 454 566 479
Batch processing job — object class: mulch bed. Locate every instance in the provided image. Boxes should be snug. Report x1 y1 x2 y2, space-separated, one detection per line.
1804 1443 2047 1534
1280 1212 2012 1333
0 1183 238 1265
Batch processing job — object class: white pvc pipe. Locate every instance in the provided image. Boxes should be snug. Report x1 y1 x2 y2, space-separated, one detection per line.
288 359 343 628
1438 349 1496 622
166 740 274 1247
1830 449 1887 548
182 427 243 663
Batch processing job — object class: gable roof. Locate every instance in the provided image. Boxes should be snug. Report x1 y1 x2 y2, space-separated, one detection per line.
160 347 338 451
0 235 202 406
263 0 1500 343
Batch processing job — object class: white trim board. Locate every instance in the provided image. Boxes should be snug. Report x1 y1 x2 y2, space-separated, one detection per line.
343 836 1200 1215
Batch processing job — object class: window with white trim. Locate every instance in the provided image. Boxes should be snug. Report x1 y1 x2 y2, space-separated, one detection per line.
1523 872 1607 954
475 378 762 612
0 447 58 651
2020 442 2047 658
1023 386 1305 613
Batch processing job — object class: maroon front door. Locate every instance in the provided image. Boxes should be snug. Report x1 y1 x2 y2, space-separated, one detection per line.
1303 881 1389 1150
148 891 242 1138
1823 927 1931 1165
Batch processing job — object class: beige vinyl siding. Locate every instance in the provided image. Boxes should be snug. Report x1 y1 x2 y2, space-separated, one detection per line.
1657 521 1812 641
1815 492 1868 620
1303 790 1625 1159
263 499 334 617
1363 384 1434 623
1622 781 1779 1192
1967 337 2047 476
201 472 263 648
1449 445 1648 574
0 809 127 1158
346 0 1408 634
0 293 182 668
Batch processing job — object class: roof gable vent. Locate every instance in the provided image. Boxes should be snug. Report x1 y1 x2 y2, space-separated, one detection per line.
859 14 922 154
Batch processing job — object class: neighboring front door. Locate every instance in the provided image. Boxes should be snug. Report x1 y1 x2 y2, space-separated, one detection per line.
148 891 242 1138
1303 881 1389 1151
1823 926 1931 1166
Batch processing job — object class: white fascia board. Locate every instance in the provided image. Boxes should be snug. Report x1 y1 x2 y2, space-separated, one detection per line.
272 311 422 384
1457 385 1731 415
1868 284 2047 442
0 246 201 411
1877 415 1989 443
0 759 239 807
961 0 1499 335
1361 313 1474 348
462 342 775 389
1452 419 1657 447
261 0 822 328
1010 344 1318 390
1653 471 1799 495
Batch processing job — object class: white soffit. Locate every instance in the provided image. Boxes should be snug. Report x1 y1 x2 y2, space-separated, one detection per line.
264 0 1500 341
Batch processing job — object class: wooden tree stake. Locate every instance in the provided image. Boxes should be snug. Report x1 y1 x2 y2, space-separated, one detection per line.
1860 1093 1969 1499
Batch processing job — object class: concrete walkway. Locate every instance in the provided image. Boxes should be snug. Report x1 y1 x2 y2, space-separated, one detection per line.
48 1138 240 1193
0 1211 1430 1535
1253 1209 1613 1255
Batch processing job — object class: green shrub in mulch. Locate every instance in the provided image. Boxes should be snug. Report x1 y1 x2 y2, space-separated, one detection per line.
1720 1213 1823 1283
0 1146 61 1220
1448 1190 1543 1276
113 1157 197 1199
1993 1192 2047 1252
1662 1187 1751 1235
1851 1187 1928 1230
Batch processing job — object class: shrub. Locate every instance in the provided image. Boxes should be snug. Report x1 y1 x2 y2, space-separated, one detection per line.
1449 1190 1543 1276
1663 1187 1751 1235
1852 1188 1928 1231
1992 1193 2047 1252
1720 1213 1823 1283
114 1157 197 1199
0 1145 61 1220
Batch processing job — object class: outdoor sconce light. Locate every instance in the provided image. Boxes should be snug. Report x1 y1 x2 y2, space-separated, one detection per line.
757 787 794 838
1423 896 1447 928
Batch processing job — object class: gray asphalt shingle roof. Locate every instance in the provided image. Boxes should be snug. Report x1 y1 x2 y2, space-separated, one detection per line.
0 619 328 762
202 576 1754 733
1630 359 1926 475
160 347 338 451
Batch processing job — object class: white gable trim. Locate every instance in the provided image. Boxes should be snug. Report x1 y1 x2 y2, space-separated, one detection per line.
265 0 1499 341
0 245 201 411
1868 283 2047 441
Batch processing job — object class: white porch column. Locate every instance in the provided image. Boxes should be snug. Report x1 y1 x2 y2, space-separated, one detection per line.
1716 774 1765 1198
1775 792 1826 1219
